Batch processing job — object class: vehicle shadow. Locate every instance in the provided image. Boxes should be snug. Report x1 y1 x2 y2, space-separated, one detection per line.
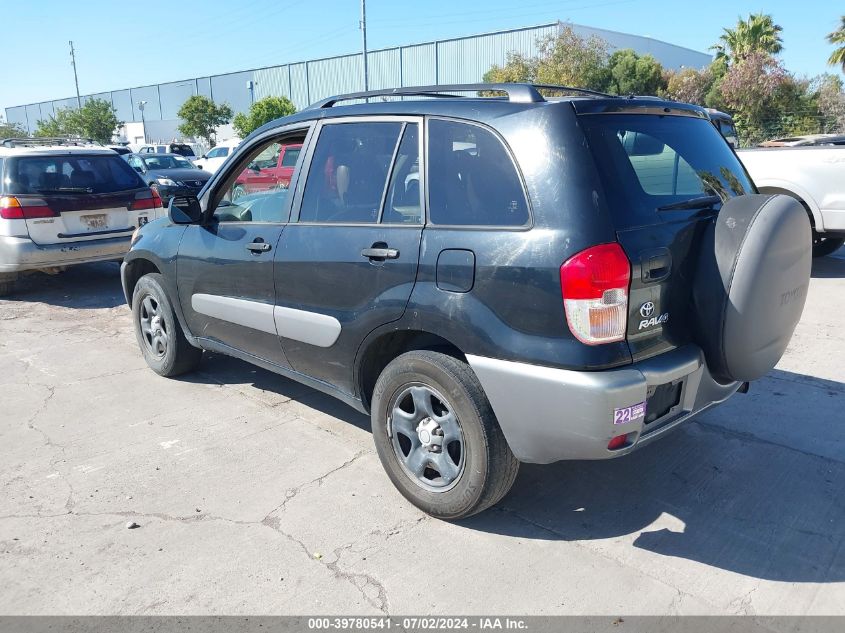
185 352 372 433
462 368 845 583
811 247 845 278
176 348 845 583
2 262 126 309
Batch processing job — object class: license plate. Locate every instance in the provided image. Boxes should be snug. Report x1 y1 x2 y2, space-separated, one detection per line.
81 214 108 230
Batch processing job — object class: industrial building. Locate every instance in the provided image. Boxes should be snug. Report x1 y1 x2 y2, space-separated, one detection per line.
5 21 712 143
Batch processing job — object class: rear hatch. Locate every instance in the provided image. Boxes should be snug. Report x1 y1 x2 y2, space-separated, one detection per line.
577 106 756 362
5 152 155 245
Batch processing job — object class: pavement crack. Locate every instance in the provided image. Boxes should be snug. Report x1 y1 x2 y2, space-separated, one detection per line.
325 544 390 614
263 451 368 517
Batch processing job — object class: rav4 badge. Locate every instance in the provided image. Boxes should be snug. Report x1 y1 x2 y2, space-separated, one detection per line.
638 301 669 330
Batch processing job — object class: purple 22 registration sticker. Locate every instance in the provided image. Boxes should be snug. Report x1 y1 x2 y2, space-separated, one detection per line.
613 401 647 425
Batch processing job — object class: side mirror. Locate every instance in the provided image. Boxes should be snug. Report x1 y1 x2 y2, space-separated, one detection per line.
134 166 144 173
248 162 261 173
168 195 202 224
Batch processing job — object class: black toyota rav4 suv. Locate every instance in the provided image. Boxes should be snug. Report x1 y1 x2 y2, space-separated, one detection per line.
122 84 812 519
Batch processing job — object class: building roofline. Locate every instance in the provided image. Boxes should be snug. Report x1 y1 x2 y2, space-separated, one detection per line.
6 20 709 113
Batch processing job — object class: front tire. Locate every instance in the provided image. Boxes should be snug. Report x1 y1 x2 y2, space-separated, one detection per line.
132 273 202 377
371 351 519 520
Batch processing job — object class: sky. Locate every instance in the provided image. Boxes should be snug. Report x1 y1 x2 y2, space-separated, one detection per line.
1 0 842 116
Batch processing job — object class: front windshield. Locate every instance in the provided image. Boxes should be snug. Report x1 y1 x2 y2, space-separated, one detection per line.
142 155 194 170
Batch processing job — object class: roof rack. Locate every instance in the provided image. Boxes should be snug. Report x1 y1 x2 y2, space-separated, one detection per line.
0 137 101 149
310 83 617 109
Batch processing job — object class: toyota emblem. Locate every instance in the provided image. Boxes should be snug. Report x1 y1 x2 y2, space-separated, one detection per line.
640 301 655 318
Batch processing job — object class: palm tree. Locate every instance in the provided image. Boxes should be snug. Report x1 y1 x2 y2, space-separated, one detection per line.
828 16 845 72
712 13 784 64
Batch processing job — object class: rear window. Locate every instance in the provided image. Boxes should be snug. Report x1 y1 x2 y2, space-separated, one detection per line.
5 154 145 195
580 114 754 228
170 144 195 157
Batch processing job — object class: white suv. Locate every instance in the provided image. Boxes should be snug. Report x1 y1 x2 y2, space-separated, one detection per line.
193 138 241 174
0 138 163 295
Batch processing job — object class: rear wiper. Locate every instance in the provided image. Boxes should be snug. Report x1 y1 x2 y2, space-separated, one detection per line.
36 187 94 194
657 195 722 211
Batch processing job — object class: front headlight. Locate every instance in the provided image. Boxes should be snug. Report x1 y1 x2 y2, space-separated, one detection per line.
155 177 177 186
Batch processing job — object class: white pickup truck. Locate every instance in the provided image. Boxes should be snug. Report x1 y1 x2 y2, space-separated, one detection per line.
736 147 845 257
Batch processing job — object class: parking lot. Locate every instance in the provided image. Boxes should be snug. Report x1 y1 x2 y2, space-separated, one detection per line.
1 249 844 615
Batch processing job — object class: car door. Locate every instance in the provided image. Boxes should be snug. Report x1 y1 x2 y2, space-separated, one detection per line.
175 128 311 367
274 117 424 393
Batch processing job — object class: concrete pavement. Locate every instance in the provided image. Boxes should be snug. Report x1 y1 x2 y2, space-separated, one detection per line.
1 251 844 615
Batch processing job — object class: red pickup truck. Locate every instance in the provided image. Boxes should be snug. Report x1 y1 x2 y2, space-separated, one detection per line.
232 143 301 200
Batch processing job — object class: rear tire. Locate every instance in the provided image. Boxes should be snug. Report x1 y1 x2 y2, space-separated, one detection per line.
371 350 519 520
812 232 844 258
132 273 202 377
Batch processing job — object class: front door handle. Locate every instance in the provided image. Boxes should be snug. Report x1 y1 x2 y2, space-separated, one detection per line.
246 240 272 253
361 247 399 260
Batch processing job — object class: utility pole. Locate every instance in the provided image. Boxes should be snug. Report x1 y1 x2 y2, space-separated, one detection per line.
360 0 369 92
69 41 82 109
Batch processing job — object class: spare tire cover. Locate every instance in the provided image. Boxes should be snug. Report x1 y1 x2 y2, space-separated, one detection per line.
693 194 811 383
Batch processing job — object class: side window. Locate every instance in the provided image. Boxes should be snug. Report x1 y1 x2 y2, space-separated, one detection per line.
207 147 227 159
298 122 403 224
128 156 144 171
281 147 301 168
382 125 421 224
428 119 528 226
212 135 305 223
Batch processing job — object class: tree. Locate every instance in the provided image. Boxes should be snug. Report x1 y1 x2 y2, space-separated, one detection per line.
232 96 297 138
35 98 121 143
74 99 120 143
35 108 79 138
827 16 845 72
665 67 715 105
483 52 537 85
534 27 611 92
712 13 784 64
177 95 233 145
483 27 612 94
607 49 666 96
814 74 845 132
719 52 788 144
0 116 27 138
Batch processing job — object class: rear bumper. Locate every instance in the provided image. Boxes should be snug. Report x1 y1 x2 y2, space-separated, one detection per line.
0 235 131 273
467 345 740 464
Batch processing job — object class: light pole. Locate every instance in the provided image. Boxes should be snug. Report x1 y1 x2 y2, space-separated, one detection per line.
138 101 147 143
69 40 82 109
360 0 369 92
247 80 255 105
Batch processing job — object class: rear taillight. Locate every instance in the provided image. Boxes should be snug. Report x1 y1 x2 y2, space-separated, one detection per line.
560 242 630 345
130 189 162 211
0 196 57 220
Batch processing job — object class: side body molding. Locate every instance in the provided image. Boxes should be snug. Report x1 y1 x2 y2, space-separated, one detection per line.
191 294 341 348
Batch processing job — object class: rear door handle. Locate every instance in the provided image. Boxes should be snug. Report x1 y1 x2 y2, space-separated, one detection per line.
361 247 399 260
246 240 272 253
